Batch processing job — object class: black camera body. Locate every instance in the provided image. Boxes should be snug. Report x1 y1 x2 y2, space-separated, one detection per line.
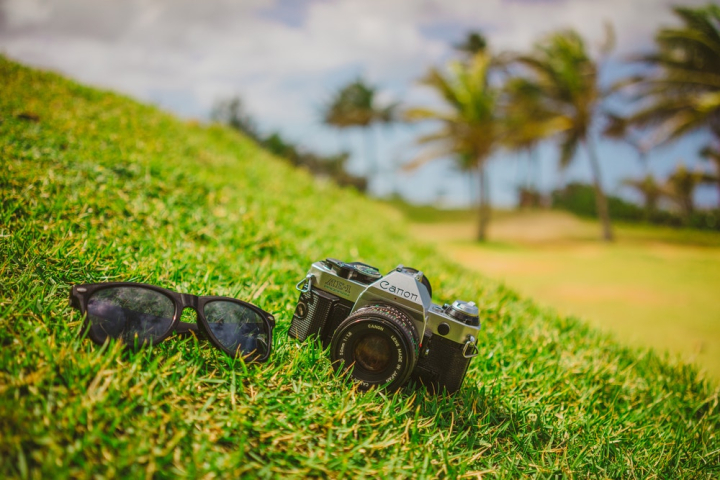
289 259 480 394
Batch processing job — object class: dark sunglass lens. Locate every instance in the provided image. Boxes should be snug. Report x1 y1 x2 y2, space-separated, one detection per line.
203 301 269 358
87 287 175 346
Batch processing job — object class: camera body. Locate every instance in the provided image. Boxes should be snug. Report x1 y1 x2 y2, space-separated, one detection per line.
289 258 480 394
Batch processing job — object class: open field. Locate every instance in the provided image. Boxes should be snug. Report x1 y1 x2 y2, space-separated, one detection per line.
1 57 719 478
411 210 720 379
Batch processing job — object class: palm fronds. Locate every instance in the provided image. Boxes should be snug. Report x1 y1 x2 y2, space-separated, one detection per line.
623 5 720 144
404 51 500 240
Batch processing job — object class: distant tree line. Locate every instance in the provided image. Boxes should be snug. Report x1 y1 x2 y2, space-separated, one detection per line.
211 97 367 192
553 181 720 231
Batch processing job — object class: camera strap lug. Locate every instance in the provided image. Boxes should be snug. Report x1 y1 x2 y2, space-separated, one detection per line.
295 274 314 294
462 335 479 358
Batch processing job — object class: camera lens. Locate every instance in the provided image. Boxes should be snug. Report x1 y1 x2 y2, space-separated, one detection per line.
354 334 393 372
330 305 420 391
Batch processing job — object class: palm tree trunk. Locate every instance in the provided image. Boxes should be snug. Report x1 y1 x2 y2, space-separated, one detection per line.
364 125 377 181
530 148 541 208
515 155 525 209
713 157 720 210
530 148 541 190
477 164 490 241
468 172 474 206
639 150 649 177
584 137 614 241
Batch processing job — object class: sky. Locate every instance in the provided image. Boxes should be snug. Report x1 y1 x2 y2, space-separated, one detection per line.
0 0 716 207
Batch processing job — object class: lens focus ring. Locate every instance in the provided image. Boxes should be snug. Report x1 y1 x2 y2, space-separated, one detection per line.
330 304 420 391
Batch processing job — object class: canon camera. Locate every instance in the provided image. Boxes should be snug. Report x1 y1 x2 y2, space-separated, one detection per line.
289 258 481 393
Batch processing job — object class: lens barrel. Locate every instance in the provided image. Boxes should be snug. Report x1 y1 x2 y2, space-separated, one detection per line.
330 304 420 391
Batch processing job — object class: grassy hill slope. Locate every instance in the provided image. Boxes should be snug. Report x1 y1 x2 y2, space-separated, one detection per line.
1 57 718 478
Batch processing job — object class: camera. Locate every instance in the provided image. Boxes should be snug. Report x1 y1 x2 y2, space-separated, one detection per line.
289 258 480 393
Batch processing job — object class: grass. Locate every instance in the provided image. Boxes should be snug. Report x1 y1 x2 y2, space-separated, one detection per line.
411 210 720 381
1 56 718 478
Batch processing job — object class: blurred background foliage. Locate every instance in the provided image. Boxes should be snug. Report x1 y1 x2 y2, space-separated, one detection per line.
211 4 720 242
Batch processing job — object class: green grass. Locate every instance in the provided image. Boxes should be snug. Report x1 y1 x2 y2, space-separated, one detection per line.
1 57 719 478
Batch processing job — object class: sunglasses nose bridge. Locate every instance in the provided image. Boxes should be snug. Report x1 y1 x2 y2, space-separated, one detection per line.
180 293 199 311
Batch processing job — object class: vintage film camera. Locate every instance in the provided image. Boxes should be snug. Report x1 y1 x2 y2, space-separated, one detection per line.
289 258 480 393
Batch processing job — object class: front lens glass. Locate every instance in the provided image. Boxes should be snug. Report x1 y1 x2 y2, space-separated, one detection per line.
203 301 269 358
354 333 393 373
87 287 175 345
331 305 420 390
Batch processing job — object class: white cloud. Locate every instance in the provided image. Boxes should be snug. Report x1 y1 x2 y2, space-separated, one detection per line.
1 0 705 127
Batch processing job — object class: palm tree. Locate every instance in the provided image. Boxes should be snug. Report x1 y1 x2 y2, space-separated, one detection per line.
622 5 720 173
622 174 663 216
699 144 720 208
662 164 712 220
405 51 499 241
515 30 614 241
603 113 651 174
454 31 488 57
500 76 567 207
322 79 396 184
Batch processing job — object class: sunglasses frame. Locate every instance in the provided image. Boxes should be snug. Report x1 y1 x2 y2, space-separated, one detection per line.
69 282 276 363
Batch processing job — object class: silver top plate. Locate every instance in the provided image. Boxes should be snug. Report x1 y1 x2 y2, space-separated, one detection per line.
306 261 481 345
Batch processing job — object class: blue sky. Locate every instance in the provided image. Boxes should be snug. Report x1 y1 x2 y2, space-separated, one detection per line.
0 0 716 207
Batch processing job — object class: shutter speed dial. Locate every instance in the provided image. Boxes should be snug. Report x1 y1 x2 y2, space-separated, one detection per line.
446 300 480 326
324 258 382 284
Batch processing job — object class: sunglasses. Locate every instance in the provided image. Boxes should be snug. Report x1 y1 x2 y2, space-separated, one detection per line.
69 282 275 362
